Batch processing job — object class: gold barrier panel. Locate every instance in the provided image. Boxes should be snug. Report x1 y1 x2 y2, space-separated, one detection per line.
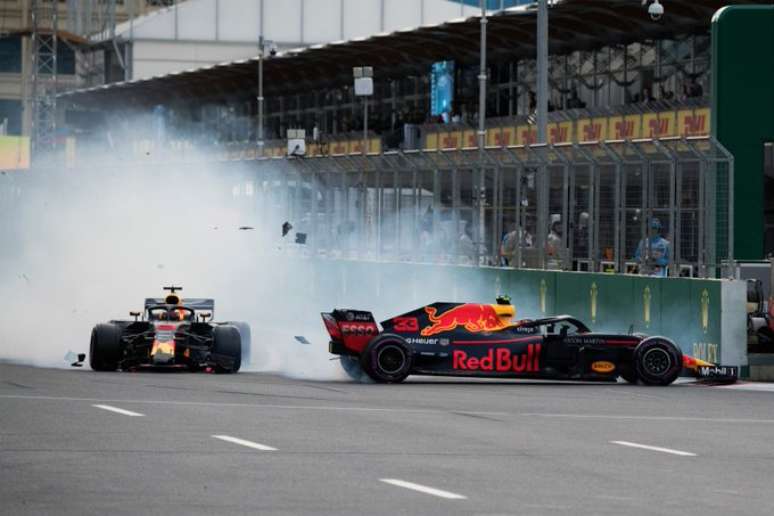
0 136 30 170
422 108 712 150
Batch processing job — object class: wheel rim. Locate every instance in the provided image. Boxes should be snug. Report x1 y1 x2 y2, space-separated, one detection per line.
377 344 406 374
642 347 672 376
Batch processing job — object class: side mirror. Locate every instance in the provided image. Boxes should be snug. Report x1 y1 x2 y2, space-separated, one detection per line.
130 311 141 321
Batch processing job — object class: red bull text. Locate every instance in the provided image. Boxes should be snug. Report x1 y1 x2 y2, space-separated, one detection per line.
452 344 541 373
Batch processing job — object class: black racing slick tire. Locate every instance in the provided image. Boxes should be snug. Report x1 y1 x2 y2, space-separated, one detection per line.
90 323 122 371
340 355 373 383
359 334 413 384
634 337 683 386
224 321 251 367
212 325 242 373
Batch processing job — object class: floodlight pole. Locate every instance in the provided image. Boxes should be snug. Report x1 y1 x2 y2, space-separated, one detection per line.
477 0 487 265
478 0 487 152
258 35 265 156
363 95 368 157
536 0 548 143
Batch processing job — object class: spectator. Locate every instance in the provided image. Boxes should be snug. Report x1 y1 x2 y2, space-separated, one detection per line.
689 79 703 98
546 217 564 256
458 225 476 263
573 211 590 260
642 87 655 104
528 91 537 112
634 218 670 277
500 222 519 266
566 89 585 109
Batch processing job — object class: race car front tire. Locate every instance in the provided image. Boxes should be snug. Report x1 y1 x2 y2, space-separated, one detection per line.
619 367 639 385
360 334 413 384
634 337 683 386
223 321 251 367
212 325 242 373
90 323 122 371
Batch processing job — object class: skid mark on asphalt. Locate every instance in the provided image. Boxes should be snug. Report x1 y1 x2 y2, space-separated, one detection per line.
611 440 696 457
380 479 467 500
452 411 505 422
92 404 144 417
212 435 277 451
2 381 33 390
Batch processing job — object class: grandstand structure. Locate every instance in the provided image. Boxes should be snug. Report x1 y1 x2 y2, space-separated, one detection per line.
54 0 773 274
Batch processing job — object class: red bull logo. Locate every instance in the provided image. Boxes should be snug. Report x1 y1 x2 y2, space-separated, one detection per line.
421 304 509 337
453 344 541 373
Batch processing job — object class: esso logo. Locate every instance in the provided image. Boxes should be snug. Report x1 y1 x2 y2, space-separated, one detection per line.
591 361 616 373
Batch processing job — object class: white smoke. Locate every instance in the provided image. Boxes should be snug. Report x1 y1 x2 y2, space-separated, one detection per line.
0 122 538 380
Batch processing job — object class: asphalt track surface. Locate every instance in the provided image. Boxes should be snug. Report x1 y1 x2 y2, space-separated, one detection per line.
2 363 774 516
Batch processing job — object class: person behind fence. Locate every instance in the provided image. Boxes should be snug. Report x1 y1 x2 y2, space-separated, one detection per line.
634 218 670 277
500 222 533 266
546 215 564 268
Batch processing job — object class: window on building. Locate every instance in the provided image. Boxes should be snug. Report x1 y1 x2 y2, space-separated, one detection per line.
0 99 23 135
0 36 22 73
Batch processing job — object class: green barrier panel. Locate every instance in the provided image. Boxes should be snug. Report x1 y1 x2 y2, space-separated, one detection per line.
630 276 663 334
502 268 556 319
275 257 741 366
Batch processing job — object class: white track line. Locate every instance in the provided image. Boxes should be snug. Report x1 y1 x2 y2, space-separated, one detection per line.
611 440 696 457
212 435 277 451
380 479 467 500
92 404 144 417
0 394 506 417
521 412 774 424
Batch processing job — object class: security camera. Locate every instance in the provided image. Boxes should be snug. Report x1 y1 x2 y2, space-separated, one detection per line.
647 0 664 21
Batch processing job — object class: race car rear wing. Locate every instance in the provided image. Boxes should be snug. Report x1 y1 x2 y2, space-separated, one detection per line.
144 298 215 314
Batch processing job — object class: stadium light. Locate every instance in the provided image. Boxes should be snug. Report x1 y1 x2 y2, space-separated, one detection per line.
536 0 548 144
353 67 374 156
644 0 664 21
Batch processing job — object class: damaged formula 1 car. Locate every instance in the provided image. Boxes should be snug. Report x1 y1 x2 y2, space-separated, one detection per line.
89 286 250 373
322 297 738 385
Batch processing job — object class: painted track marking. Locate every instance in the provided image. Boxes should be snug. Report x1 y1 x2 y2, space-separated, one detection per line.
0 394 506 417
521 412 774 424
611 440 696 457
380 478 467 500
212 435 277 451
92 404 144 417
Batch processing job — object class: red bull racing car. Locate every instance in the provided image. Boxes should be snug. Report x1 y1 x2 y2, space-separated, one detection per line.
321 297 738 385
90 286 250 373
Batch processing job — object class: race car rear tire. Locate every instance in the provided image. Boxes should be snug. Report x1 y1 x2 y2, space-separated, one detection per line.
340 355 372 383
224 321 251 367
634 337 683 386
212 325 242 373
360 334 413 384
90 323 122 371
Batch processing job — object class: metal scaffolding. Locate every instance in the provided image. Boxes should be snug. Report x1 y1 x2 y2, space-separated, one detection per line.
235 137 734 278
30 0 59 157
23 133 735 278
